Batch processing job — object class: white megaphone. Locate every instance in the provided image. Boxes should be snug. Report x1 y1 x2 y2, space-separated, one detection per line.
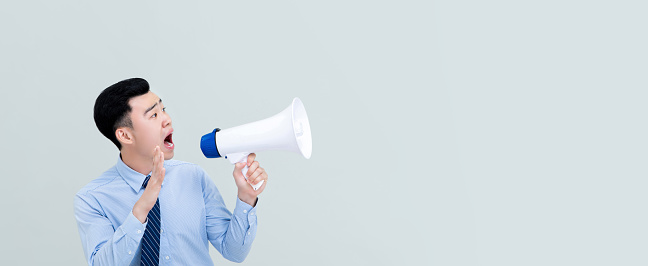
200 97 312 190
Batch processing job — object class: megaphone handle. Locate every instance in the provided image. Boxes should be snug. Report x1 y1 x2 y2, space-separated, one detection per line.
225 152 264 191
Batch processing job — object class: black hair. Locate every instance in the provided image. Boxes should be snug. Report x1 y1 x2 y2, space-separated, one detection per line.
93 78 150 150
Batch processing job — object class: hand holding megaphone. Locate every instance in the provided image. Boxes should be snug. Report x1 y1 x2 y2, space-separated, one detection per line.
200 97 312 190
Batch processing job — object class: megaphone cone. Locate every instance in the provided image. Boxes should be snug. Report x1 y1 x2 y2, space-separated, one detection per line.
200 97 312 190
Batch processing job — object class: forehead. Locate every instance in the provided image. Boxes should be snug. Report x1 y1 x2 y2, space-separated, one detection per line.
129 91 160 112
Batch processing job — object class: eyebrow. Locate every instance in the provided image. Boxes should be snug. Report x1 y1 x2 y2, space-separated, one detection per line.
144 99 163 116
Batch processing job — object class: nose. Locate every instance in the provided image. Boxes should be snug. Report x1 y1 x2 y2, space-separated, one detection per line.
162 111 172 128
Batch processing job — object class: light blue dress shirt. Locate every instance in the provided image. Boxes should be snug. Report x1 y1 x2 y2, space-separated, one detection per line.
74 157 258 265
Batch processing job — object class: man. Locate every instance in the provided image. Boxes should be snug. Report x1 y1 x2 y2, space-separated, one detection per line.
74 78 268 265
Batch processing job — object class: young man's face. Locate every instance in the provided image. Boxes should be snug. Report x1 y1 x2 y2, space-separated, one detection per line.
127 91 175 160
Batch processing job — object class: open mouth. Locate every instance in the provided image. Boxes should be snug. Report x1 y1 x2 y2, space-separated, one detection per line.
164 132 174 149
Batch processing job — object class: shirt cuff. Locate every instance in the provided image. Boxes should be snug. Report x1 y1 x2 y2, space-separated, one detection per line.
234 198 258 226
121 211 148 242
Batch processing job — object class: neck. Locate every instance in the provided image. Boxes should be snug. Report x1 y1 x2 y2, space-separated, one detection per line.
120 148 153 175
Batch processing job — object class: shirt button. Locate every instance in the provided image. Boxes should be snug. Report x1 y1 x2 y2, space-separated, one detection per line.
161 229 163 233
243 210 248 214
166 256 170 260
247 231 251 235
251 212 255 216
128 250 132 255
137 230 141 234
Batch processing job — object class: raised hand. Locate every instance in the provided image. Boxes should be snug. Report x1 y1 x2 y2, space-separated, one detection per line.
132 146 166 223
233 153 268 206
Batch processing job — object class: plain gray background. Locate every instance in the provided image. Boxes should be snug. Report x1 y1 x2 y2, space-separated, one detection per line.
1 0 646 265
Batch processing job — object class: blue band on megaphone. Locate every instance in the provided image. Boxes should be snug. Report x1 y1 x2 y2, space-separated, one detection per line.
200 128 221 158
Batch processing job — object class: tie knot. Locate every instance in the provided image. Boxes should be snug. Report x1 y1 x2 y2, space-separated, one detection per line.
142 175 151 188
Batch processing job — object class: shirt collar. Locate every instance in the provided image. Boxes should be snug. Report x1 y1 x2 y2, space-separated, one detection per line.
116 155 152 193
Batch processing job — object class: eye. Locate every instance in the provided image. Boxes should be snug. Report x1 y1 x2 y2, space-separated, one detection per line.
162 107 166 112
151 113 157 118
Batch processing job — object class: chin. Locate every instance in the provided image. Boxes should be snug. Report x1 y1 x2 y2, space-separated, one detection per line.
164 151 174 160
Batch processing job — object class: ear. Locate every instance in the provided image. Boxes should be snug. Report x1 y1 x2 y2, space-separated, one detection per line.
115 127 134 147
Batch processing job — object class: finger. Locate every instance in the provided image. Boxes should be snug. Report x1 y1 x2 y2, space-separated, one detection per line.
153 146 159 166
247 170 259 184
151 151 159 178
160 168 166 182
259 171 268 185
248 168 264 184
252 173 267 194
153 147 166 182
247 153 256 167
257 176 267 192
158 152 165 174
246 161 259 178
234 162 246 171
154 147 160 168
157 146 163 165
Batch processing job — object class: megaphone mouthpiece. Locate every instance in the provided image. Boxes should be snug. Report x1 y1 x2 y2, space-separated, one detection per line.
200 128 222 158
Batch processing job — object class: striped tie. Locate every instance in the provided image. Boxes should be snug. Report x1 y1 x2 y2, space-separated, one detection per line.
141 175 160 266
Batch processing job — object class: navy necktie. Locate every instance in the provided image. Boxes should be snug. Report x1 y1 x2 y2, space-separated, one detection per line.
141 175 160 266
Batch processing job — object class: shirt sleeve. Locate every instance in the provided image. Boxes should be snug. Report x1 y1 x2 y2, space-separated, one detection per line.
74 194 147 266
200 168 258 263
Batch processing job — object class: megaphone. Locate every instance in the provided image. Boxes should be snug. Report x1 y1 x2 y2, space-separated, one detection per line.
200 97 312 190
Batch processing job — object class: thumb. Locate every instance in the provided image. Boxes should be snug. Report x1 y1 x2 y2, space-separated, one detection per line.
233 162 247 181
232 163 249 186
